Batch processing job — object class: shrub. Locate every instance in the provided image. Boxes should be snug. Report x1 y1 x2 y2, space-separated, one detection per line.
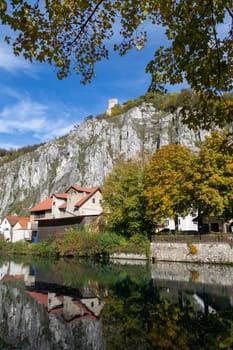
188 244 198 255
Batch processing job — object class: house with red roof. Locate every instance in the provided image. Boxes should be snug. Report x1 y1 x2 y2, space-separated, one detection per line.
30 185 102 222
65 185 102 217
29 194 67 221
0 216 31 242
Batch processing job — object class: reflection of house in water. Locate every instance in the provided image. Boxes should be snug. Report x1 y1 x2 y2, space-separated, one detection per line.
0 262 105 350
0 261 30 283
25 280 104 323
0 261 105 323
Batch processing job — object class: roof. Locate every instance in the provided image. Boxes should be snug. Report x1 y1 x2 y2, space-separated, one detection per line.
1 274 24 282
53 193 67 199
66 185 101 194
30 185 102 213
30 197 52 212
3 216 30 228
16 217 30 229
59 202 67 209
75 187 100 208
4 216 19 226
25 291 97 322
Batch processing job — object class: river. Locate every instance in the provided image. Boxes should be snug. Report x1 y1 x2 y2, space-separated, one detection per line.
0 257 232 349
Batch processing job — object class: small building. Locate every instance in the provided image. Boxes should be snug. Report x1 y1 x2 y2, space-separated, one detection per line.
30 186 102 221
0 216 31 242
160 212 198 233
29 185 103 241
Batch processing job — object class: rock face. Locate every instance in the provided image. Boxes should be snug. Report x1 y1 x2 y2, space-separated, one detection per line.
0 103 208 216
0 282 104 350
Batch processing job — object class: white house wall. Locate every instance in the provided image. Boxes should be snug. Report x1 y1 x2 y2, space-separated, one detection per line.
66 188 83 215
0 262 9 280
0 218 12 241
0 262 30 280
52 196 66 218
8 262 30 276
178 213 198 232
77 191 103 216
12 229 32 243
164 214 198 232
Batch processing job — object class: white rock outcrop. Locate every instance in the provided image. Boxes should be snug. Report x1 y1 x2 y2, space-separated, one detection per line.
0 104 208 216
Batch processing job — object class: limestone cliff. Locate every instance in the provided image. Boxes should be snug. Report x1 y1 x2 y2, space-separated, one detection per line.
0 103 208 216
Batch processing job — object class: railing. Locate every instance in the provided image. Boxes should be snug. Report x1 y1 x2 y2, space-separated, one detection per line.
151 234 233 244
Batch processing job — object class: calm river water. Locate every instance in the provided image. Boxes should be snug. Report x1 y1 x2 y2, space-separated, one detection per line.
0 257 232 350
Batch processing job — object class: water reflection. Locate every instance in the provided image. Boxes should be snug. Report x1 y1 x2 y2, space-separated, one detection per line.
0 258 232 349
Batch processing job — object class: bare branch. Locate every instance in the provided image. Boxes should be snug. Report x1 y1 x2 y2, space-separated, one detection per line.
211 0 221 91
71 0 106 45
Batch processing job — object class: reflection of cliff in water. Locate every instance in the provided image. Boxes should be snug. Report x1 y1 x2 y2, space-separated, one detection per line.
1 259 233 349
0 262 105 350
151 261 233 314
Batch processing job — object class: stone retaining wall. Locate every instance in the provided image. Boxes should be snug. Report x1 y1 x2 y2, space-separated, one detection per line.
110 253 147 261
151 261 233 286
151 242 233 264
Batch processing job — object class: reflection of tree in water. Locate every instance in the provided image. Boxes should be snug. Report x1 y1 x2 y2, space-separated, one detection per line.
101 276 233 350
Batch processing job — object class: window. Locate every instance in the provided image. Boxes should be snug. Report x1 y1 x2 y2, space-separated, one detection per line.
92 198 95 204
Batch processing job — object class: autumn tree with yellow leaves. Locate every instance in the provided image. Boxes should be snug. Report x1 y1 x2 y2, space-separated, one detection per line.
193 131 233 221
144 132 233 232
144 144 195 230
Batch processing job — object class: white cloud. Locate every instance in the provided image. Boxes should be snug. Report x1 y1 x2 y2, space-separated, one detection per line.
0 141 22 150
0 91 85 146
0 44 38 77
0 99 47 131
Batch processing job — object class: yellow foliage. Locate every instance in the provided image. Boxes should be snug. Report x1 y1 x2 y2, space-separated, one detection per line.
188 244 198 255
191 270 200 281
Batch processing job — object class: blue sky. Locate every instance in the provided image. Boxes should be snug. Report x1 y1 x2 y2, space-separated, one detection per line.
0 20 184 150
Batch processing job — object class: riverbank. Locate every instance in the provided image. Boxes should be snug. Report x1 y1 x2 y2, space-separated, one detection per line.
0 229 150 260
2 230 233 265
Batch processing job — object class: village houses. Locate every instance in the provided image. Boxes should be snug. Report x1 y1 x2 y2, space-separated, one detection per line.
0 185 103 242
0 183 231 242
30 185 103 221
0 216 31 243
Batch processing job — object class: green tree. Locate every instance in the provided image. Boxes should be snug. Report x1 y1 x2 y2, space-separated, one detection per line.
144 144 195 230
102 157 151 237
193 131 233 221
0 1 232 127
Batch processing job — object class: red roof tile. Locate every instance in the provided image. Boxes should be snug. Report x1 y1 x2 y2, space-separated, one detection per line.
3 216 30 228
30 197 52 212
53 193 67 199
5 216 19 226
1 274 24 282
66 185 100 193
16 217 30 229
25 290 48 306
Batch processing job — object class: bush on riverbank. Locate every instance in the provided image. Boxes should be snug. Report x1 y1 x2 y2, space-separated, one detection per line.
0 228 150 259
